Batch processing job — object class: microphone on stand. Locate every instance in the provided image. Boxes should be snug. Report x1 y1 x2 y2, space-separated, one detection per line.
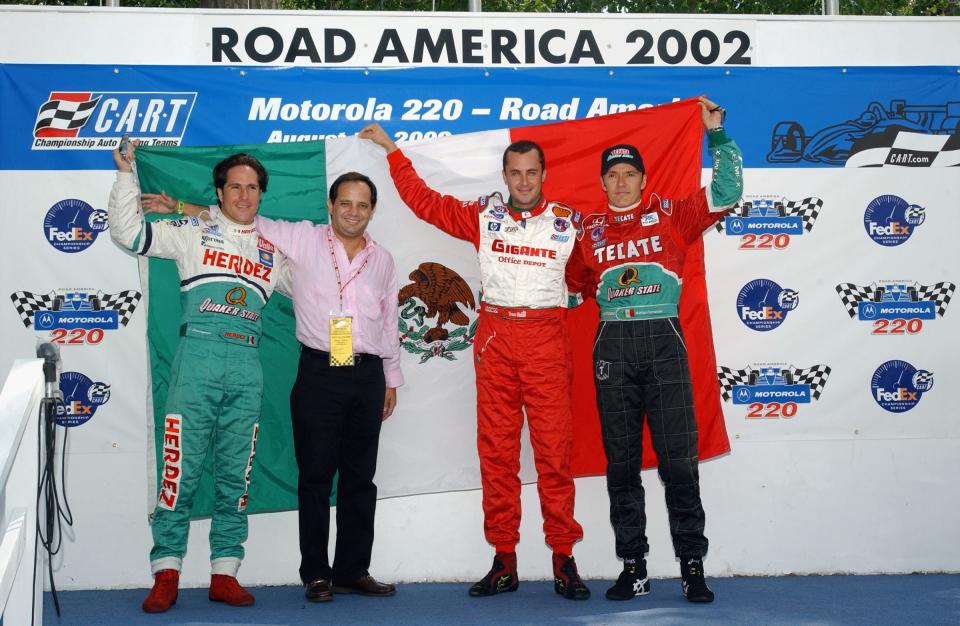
36 342 62 401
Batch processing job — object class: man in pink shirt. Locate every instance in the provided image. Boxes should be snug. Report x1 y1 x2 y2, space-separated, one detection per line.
145 171 402 602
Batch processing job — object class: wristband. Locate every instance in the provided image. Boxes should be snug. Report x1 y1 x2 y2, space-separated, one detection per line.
176 199 185 215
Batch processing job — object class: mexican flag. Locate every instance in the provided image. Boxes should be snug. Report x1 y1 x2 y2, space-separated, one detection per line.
135 97 729 517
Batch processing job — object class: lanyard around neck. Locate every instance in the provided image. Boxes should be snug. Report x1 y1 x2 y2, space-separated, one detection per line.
326 227 370 312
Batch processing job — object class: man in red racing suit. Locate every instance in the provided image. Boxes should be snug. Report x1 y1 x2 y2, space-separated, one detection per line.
567 97 742 604
360 124 590 600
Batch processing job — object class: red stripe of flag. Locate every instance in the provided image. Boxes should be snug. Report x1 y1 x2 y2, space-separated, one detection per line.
511 99 730 475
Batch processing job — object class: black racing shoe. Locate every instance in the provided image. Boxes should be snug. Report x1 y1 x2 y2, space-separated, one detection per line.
605 557 651 600
680 557 715 603
468 553 519 597
552 554 591 601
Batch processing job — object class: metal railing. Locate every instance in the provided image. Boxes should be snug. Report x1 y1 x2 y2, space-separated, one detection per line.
0 359 45 626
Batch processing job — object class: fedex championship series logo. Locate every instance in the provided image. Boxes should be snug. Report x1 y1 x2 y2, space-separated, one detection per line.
56 371 110 427
863 195 925 246
736 279 798 331
871 360 933 413
716 194 824 251
718 362 831 419
836 280 954 335
32 91 197 150
9 287 141 345
43 199 108 253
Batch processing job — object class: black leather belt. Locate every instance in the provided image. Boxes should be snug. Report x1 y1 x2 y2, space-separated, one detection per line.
301 344 381 364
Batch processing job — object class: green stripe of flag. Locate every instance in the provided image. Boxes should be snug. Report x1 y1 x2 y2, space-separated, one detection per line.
136 141 330 517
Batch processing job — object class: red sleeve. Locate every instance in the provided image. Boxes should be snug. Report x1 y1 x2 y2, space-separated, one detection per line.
387 149 480 247
672 188 729 246
565 239 595 302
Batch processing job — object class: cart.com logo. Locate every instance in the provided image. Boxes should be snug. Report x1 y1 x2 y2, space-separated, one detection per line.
32 91 197 150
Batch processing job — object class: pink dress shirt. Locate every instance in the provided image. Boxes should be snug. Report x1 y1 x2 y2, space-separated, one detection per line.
255 214 404 388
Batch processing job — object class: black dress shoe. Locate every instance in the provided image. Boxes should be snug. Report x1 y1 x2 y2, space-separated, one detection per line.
304 578 333 603
332 574 396 597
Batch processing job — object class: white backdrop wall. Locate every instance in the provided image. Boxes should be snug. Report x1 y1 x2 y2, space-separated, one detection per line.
0 7 958 589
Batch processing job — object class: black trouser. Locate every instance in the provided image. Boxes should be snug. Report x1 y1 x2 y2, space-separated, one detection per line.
290 345 386 585
593 318 708 560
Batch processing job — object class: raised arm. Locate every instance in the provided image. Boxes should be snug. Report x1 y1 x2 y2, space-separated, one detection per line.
672 98 744 244
107 143 189 259
359 123 480 246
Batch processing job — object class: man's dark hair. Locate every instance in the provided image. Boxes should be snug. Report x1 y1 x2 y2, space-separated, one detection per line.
502 140 545 171
213 153 268 193
329 171 378 208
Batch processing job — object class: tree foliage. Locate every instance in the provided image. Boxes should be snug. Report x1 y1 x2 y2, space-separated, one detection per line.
5 0 959 15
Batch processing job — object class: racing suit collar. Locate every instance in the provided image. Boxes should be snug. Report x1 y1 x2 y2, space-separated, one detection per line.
506 194 548 219
605 202 642 225
216 210 259 236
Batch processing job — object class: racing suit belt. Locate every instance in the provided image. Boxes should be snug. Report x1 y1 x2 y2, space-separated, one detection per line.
180 323 259 347
479 302 565 321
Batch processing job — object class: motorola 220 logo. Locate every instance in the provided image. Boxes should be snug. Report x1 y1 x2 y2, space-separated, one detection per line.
717 362 831 419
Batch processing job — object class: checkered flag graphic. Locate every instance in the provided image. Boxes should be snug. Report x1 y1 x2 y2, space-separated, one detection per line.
717 365 753 402
916 282 955 317
788 364 832 400
779 290 799 307
88 382 110 396
34 96 100 134
782 197 824 232
835 283 876 318
846 131 960 168
90 210 109 229
905 204 926 223
99 290 142 327
715 203 744 232
9 291 55 327
913 370 934 387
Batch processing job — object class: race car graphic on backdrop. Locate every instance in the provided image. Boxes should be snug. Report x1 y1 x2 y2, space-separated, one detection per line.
31 91 197 150
767 99 960 167
836 281 955 335
56 371 111 427
716 194 824 250
398 262 478 363
871 360 934 413
9 288 141 345
717 362 831 419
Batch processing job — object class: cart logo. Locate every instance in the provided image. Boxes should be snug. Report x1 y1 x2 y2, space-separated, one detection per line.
55 371 111 427
717 362 831 419
737 279 798 331
767 99 960 167
32 91 197 150
871 360 932 413
716 195 824 250
864 195 925 247
398 262 478 363
44 199 109 253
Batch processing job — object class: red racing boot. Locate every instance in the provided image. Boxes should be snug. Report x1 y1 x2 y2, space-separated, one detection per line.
553 553 591 600
209 574 255 606
142 569 179 613
468 552 519 597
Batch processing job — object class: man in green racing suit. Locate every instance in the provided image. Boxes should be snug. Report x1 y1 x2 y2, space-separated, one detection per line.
108 144 289 613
